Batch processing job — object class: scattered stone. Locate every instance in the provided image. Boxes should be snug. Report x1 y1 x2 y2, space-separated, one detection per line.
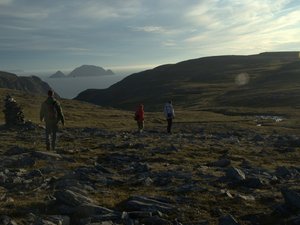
26 169 43 179
4 146 29 156
241 177 265 189
1 154 36 168
252 134 265 142
220 189 233 198
181 220 209 225
208 158 231 167
287 215 300 225
54 189 95 207
281 188 300 210
240 213 264 225
275 166 299 178
151 144 179 154
0 215 18 225
225 167 246 181
218 214 240 225
31 151 63 160
236 193 255 201
175 183 206 194
140 215 172 225
34 215 70 225
274 135 300 148
75 203 116 218
119 196 175 214
0 172 8 184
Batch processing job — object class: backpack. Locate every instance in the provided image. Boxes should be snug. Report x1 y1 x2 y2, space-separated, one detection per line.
47 101 58 120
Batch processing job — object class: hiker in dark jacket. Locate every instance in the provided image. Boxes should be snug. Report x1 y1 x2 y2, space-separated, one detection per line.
135 104 144 133
40 90 64 151
164 100 175 133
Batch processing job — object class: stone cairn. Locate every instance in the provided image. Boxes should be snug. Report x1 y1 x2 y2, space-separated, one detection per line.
3 95 25 127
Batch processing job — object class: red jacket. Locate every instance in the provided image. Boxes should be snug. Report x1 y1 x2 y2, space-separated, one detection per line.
135 105 144 122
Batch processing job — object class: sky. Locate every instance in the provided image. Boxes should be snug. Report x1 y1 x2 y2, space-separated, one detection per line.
0 0 299 74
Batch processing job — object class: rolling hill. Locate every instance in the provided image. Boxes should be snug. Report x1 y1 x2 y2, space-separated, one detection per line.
75 52 300 110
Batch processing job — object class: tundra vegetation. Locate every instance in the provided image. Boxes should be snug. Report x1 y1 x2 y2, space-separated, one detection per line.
0 88 299 225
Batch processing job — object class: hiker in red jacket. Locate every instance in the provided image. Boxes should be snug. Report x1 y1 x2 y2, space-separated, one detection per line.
134 104 144 133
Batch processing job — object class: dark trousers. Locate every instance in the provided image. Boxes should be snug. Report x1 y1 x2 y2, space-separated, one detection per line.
45 122 58 150
137 121 144 132
167 118 173 133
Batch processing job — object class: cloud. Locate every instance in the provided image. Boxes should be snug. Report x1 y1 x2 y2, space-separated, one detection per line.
183 0 299 52
184 0 293 29
0 0 13 6
163 40 177 47
73 0 141 20
0 0 299 72
131 26 167 33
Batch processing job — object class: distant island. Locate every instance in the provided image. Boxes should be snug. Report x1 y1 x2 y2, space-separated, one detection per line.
49 70 66 78
49 65 114 78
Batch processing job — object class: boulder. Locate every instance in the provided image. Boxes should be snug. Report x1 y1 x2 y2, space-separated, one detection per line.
75 203 115 218
281 188 300 210
218 214 240 225
208 159 231 167
34 215 70 225
226 167 246 181
241 177 265 189
54 189 95 207
140 215 172 225
119 196 175 214
31 151 63 160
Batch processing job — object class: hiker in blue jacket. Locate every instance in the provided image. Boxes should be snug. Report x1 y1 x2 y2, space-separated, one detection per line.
164 100 175 133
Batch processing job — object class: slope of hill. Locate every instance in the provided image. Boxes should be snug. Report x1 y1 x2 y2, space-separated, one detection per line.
75 52 300 110
68 65 114 77
0 71 53 95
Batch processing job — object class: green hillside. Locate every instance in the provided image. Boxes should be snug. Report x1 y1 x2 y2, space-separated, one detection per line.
75 52 300 110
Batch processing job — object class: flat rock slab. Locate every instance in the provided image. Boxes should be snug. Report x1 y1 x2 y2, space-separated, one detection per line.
119 196 175 213
75 203 115 218
54 189 95 207
31 151 63 160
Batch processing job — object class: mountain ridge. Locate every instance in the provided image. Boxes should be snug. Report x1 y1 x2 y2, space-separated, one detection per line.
0 71 54 96
75 51 300 110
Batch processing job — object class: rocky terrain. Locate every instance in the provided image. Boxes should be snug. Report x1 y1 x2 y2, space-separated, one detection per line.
0 110 299 225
